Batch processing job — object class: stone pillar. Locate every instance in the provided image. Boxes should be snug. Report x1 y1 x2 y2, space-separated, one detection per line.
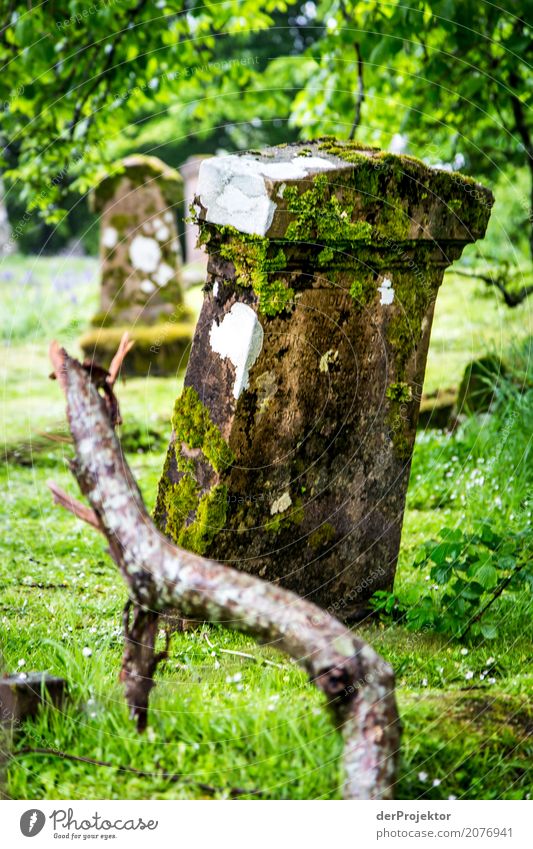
180 155 210 287
80 154 193 376
154 139 493 622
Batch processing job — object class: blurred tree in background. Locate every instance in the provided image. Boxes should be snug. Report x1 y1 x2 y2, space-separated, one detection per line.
1 0 532 306
286 1 533 303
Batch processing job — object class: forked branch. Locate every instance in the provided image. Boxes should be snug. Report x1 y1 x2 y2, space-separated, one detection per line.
47 341 400 800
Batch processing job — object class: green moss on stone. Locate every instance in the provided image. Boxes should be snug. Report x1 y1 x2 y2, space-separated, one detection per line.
79 322 194 376
318 246 335 265
91 154 183 212
215 227 293 316
163 473 199 533
109 213 133 231
177 483 229 555
156 389 234 553
283 173 373 243
349 275 375 305
317 137 379 161
171 386 234 474
309 522 336 550
386 381 413 403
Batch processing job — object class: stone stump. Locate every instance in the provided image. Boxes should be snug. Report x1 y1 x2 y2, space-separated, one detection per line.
180 155 210 287
154 138 493 622
80 154 194 376
0 674 66 725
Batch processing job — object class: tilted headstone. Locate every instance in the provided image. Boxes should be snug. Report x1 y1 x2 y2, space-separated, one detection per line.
80 154 193 376
180 155 210 287
154 139 493 621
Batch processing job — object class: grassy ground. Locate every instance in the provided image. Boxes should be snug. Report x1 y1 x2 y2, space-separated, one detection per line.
0 255 531 800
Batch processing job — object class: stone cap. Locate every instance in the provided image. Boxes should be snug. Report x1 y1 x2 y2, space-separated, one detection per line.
91 154 183 212
194 138 493 246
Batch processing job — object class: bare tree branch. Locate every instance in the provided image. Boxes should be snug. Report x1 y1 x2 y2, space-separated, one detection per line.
453 268 533 307
107 331 134 387
47 341 401 800
47 481 100 530
12 748 262 797
349 43 365 141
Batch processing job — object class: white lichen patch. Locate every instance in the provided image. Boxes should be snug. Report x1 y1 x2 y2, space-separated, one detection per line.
155 223 170 242
209 302 264 399
291 156 338 172
213 281 219 299
270 491 292 516
140 279 156 294
129 235 161 273
102 226 118 249
199 157 277 236
378 277 395 305
198 152 339 237
153 262 174 287
319 349 339 373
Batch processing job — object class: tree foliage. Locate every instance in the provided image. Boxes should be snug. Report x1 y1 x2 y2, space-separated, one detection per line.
0 0 292 220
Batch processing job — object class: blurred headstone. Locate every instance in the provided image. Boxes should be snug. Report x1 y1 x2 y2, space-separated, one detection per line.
180 155 211 288
0 181 14 257
80 155 193 376
456 354 505 415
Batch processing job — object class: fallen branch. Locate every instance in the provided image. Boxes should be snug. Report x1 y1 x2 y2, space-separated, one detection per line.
47 341 400 800
202 631 284 669
13 748 262 798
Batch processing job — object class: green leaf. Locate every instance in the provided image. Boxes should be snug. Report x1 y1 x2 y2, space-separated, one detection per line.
479 621 498 639
473 561 499 590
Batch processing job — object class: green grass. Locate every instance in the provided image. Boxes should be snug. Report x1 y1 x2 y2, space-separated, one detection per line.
0 255 531 799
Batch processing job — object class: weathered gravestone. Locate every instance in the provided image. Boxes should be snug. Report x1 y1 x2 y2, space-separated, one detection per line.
80 154 194 376
154 138 493 622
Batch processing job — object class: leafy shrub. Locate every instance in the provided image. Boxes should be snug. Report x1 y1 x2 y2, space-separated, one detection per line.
373 524 531 640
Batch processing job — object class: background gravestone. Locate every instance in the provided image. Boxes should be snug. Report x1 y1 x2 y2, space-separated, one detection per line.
180 155 210 288
80 154 194 376
154 139 493 622
0 181 13 257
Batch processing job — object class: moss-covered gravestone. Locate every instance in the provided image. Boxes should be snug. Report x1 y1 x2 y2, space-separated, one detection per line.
80 155 194 376
155 138 493 622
